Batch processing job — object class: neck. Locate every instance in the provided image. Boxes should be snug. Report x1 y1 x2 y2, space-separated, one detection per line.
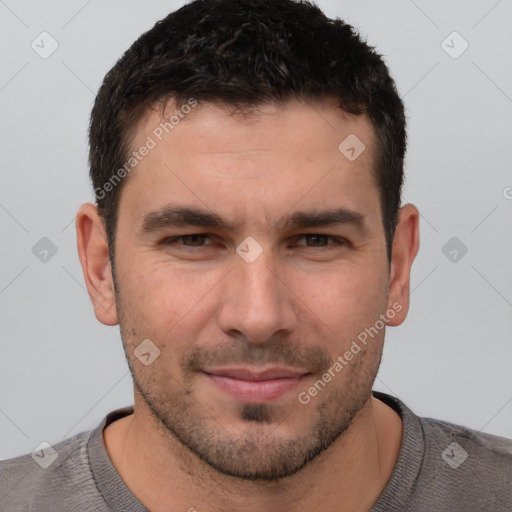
103 393 402 512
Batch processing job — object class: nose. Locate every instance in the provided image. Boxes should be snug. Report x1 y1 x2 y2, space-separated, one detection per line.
217 246 299 344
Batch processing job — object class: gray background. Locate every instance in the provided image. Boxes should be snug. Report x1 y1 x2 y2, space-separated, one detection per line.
0 0 511 460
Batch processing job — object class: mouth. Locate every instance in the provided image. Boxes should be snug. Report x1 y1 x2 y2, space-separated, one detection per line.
201 367 310 403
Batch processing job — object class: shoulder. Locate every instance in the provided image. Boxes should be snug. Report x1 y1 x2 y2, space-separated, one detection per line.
421 414 512 468
0 429 106 512
373 391 512 511
415 415 512 510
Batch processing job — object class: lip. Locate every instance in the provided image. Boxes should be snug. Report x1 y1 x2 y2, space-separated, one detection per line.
202 367 309 403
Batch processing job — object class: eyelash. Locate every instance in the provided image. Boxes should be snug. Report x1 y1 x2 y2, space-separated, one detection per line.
161 234 348 251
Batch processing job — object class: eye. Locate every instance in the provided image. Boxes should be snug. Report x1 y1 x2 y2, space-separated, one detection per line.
294 234 347 248
162 234 215 248
160 233 348 253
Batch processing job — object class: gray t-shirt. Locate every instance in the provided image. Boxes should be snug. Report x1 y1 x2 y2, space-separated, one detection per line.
1 391 511 511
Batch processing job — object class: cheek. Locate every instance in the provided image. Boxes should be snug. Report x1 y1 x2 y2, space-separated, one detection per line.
116 256 223 340
116 240 389 347
118 254 191 307
291 261 388 340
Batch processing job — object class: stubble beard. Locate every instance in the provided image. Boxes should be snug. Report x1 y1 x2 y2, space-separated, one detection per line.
122 335 381 482
114 271 383 482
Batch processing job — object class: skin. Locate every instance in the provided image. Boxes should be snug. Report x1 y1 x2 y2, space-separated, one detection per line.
76 98 419 512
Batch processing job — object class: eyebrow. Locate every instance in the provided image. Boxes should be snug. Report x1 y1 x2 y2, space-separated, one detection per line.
140 205 367 234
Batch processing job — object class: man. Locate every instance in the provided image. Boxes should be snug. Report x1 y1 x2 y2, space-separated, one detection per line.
1 0 511 510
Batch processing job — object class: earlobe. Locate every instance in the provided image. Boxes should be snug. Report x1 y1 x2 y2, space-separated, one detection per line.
76 203 119 326
386 204 420 327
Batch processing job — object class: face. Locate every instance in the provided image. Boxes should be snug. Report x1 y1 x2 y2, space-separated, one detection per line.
111 99 394 480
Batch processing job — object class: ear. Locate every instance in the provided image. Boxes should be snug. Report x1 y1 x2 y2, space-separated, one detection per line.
386 203 420 326
76 203 119 326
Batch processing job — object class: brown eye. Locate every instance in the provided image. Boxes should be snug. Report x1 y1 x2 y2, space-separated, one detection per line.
180 234 209 246
305 234 329 246
295 234 347 248
162 234 214 248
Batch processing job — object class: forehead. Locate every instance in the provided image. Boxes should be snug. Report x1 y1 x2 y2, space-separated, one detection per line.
119 98 380 229
137 98 376 160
